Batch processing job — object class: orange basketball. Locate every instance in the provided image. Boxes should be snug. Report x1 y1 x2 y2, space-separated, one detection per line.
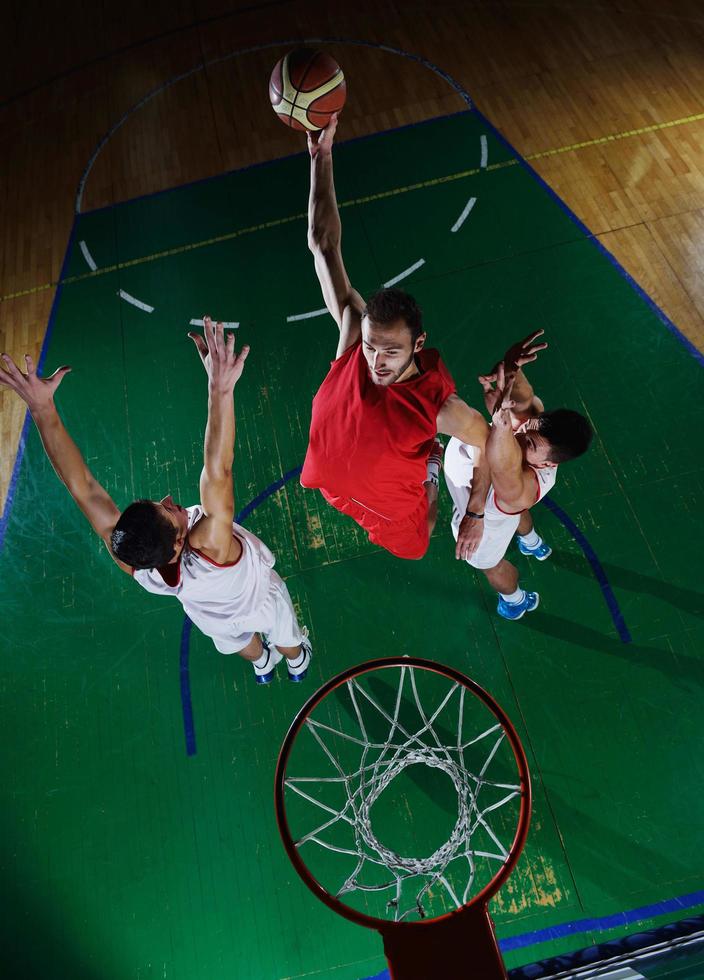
269 48 347 132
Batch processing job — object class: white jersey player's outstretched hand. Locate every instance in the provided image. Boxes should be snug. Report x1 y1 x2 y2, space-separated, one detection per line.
188 315 250 389
0 353 72 413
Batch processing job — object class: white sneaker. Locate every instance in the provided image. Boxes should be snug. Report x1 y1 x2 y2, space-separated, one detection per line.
286 628 312 682
253 638 283 685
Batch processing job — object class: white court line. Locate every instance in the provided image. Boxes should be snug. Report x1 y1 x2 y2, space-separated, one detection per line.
480 134 488 169
117 289 154 313
383 258 425 287
189 318 239 329
451 196 477 232
286 307 329 322
79 240 97 271
598 970 645 979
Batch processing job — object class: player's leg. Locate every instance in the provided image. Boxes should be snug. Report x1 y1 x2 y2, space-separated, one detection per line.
424 437 444 537
482 559 539 621
424 480 439 537
516 509 552 560
212 631 283 685
265 572 313 681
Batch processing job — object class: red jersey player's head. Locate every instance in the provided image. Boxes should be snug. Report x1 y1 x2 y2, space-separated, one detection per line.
515 411 593 468
110 495 189 569
362 288 427 386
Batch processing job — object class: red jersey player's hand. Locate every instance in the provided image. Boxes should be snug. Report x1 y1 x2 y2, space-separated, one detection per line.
188 316 249 392
502 329 548 373
0 352 72 416
456 514 484 561
307 112 339 159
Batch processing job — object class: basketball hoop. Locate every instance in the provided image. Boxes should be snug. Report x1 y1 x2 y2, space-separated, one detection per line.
274 657 532 979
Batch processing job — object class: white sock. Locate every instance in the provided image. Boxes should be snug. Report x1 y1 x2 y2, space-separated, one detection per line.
287 648 307 668
253 646 271 669
500 587 525 604
425 458 441 488
518 529 541 548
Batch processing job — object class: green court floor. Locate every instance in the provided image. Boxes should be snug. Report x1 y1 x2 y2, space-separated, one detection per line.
2 110 703 978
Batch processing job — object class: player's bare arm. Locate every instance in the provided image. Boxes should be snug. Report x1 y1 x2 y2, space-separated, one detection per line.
436 395 490 560
307 113 365 357
486 365 539 513
437 394 489 450
0 351 130 572
188 317 250 564
478 329 547 419
454 450 490 561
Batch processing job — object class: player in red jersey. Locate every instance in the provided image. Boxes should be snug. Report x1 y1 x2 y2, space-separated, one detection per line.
301 114 489 561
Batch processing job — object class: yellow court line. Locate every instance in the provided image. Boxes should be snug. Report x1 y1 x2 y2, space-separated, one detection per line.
3 109 704 305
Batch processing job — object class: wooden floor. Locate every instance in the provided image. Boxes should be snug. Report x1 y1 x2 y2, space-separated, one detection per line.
2 0 704 507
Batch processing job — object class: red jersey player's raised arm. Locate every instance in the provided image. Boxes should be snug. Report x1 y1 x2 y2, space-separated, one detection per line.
477 329 548 423
187 317 249 565
307 114 366 359
0 350 130 573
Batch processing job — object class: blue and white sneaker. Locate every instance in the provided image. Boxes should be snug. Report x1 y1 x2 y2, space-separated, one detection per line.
497 591 540 621
517 537 552 561
253 638 283 685
286 628 312 682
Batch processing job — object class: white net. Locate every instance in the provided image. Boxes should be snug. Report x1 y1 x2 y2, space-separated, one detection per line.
283 664 525 922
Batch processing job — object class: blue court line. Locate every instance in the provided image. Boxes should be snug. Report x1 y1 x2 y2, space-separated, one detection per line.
362 891 704 979
500 888 704 953
177 464 303 755
236 465 303 524
0 217 78 555
469 103 704 370
540 496 632 643
179 616 196 756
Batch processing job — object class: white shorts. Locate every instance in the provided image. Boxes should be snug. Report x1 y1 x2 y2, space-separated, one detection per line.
444 437 519 571
450 506 520 570
211 571 304 654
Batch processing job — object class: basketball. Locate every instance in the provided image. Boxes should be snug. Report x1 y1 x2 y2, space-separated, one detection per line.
269 48 347 132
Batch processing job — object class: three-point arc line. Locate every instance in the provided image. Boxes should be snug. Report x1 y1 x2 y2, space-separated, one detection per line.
285 256 428 323
179 468 631 758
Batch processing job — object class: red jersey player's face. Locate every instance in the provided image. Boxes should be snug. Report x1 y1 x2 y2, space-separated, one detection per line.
361 317 426 386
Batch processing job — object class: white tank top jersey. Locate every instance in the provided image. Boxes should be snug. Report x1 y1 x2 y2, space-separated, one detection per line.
444 438 557 518
132 505 275 642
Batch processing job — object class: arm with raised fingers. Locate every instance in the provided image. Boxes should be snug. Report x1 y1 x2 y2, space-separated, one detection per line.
486 364 540 513
0 352 126 566
307 113 365 356
187 317 249 562
479 329 547 417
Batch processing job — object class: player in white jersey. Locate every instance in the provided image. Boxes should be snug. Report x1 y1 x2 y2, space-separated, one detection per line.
445 331 593 620
0 318 311 683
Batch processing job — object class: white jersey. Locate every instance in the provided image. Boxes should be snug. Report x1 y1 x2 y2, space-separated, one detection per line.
444 438 557 569
132 505 275 644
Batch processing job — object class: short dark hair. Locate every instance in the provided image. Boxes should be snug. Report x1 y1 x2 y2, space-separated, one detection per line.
538 409 593 463
111 500 178 570
364 287 424 342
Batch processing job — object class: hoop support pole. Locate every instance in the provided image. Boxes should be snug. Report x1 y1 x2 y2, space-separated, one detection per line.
380 903 507 980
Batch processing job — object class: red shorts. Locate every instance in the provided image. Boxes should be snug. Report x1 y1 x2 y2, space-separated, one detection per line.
320 490 430 560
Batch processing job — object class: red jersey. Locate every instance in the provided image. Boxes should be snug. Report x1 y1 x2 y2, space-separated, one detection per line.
301 342 456 521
